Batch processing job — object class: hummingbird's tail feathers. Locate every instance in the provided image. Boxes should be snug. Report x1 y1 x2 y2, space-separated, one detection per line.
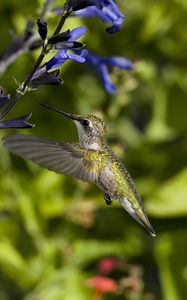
120 197 156 237
3 134 101 183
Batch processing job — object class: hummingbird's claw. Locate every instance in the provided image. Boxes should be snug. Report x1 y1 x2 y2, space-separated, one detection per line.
104 193 112 205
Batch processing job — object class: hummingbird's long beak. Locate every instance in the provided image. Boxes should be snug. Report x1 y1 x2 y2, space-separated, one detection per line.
41 104 80 121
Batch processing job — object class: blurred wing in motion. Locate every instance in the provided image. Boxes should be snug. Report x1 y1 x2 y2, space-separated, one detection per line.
3 134 104 183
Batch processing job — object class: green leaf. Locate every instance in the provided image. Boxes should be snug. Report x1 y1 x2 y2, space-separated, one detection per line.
146 168 187 217
24 268 91 300
155 232 187 300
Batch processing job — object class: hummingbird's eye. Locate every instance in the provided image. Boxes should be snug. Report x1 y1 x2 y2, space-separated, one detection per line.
82 120 89 127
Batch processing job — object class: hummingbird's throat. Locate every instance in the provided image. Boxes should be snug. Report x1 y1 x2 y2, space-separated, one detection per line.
74 120 103 150
82 141 101 150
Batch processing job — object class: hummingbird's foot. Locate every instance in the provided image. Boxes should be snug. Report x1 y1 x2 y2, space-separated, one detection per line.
104 193 112 205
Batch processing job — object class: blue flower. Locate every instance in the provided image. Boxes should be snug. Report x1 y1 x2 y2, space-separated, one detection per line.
46 26 88 70
81 51 133 94
46 49 88 70
65 25 87 43
0 88 10 108
0 88 34 128
29 27 87 89
69 0 125 33
0 114 34 129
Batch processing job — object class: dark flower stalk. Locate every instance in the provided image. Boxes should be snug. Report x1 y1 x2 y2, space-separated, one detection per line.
0 2 72 120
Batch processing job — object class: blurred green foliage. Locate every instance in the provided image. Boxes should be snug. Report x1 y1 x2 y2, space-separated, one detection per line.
0 0 187 299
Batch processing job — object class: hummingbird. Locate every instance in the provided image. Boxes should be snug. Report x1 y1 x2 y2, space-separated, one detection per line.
3 104 156 237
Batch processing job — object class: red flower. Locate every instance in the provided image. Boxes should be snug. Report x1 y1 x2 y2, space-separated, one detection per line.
86 276 118 293
98 257 119 274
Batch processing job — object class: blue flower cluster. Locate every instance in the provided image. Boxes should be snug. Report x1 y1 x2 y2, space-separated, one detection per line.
55 0 125 33
49 0 133 94
0 0 133 128
73 0 125 33
30 26 88 89
46 26 88 70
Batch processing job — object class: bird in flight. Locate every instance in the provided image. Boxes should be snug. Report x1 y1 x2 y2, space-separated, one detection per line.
3 104 156 237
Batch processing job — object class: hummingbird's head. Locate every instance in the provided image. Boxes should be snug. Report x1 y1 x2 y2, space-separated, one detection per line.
41 104 106 150
73 114 106 149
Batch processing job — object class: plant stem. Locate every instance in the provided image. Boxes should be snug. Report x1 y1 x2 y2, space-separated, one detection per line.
53 15 67 36
22 52 45 92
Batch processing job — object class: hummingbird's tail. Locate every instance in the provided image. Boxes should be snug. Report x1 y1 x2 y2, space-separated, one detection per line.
120 197 156 237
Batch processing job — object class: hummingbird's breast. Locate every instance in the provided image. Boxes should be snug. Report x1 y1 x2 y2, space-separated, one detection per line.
97 162 118 196
96 145 141 204
96 145 120 196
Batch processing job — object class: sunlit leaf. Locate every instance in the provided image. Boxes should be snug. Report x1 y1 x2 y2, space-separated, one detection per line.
146 168 187 217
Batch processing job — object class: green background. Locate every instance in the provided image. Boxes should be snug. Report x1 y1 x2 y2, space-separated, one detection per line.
0 0 187 299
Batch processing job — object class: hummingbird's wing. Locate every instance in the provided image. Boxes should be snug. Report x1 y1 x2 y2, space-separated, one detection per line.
3 134 105 183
